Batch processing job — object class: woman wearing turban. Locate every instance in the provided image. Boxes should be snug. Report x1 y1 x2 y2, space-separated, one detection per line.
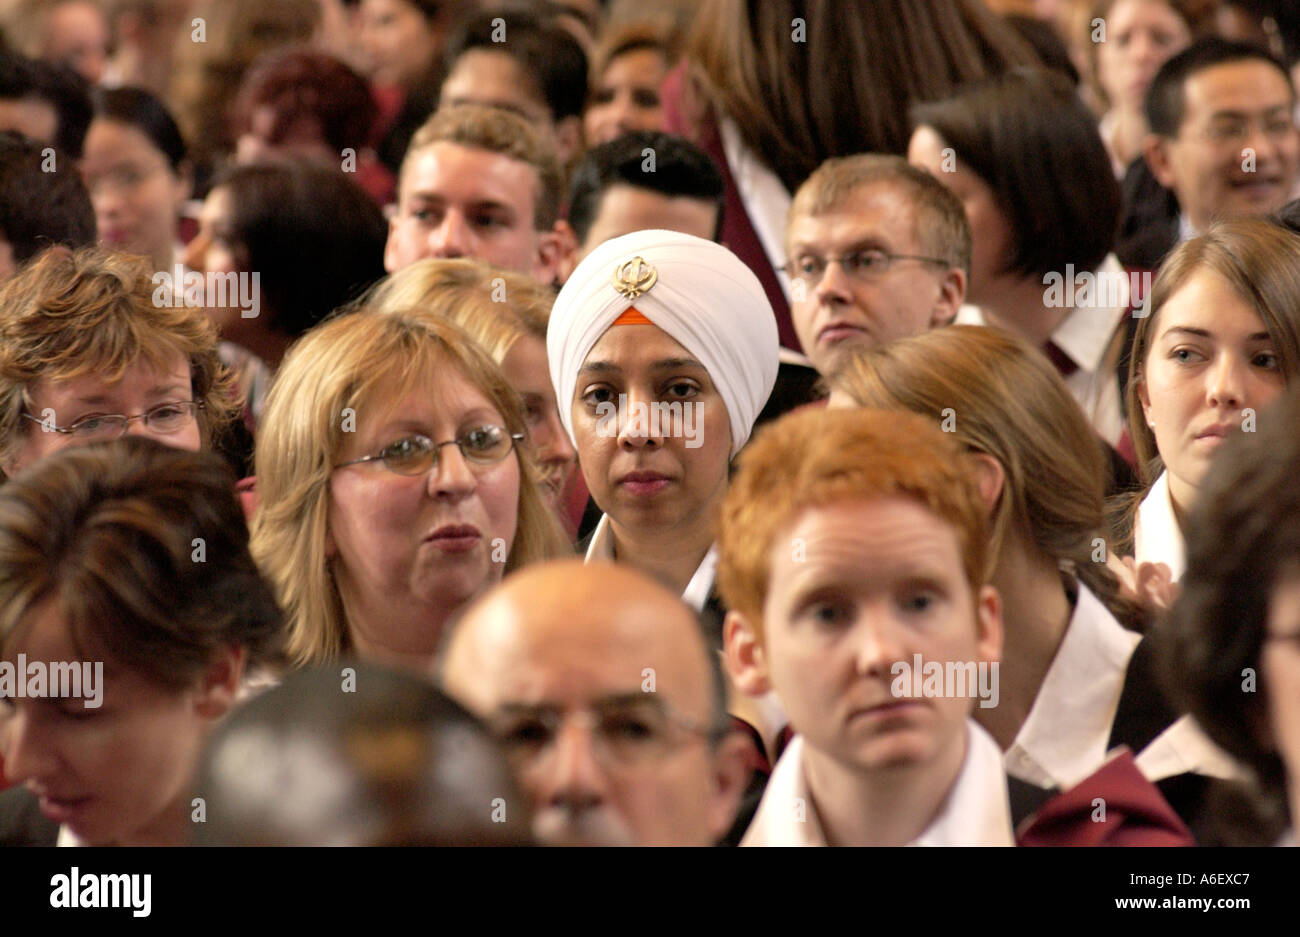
549 229 780 633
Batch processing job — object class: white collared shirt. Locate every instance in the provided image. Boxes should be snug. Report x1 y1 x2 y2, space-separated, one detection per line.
956 253 1129 446
582 513 717 613
718 117 793 308
742 721 1014 846
1134 471 1186 582
57 825 85 846
1005 583 1143 790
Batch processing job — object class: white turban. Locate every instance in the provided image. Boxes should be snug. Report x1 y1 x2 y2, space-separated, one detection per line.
548 230 779 459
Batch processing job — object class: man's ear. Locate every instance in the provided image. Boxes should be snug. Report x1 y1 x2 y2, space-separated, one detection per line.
931 267 966 328
706 731 754 844
193 644 247 720
723 609 770 697
1142 133 1179 192
974 583 1003 669
536 220 578 286
963 451 1005 518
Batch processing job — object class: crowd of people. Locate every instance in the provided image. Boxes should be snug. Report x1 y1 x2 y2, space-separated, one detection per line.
0 0 1298 848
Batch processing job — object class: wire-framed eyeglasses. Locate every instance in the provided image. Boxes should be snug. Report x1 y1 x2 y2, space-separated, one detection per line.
333 425 524 475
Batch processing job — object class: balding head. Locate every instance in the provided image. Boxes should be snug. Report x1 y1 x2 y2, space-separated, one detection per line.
439 559 748 846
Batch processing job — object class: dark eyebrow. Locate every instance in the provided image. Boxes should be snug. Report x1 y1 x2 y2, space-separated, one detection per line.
495 693 667 717
1208 104 1292 120
1160 326 1271 342
577 357 706 377
649 357 706 371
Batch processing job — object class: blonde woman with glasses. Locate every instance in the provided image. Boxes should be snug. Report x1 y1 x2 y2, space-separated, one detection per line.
249 308 569 671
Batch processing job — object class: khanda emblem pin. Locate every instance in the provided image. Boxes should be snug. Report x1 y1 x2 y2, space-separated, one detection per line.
612 256 658 299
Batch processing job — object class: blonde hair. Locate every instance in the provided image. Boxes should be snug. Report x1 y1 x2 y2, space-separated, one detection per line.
400 105 563 229
0 247 238 474
249 308 569 667
364 258 554 363
833 324 1145 629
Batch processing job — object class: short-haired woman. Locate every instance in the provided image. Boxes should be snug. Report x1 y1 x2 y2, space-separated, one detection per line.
0 438 283 845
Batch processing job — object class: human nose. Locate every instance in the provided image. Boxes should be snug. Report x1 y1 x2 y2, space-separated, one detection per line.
425 439 478 498
0 708 59 787
428 211 472 258
538 408 577 470
535 717 609 813
616 387 664 449
852 605 907 678
1206 352 1247 409
813 258 853 306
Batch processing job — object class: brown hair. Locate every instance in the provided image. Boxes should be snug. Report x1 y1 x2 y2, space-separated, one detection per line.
167 0 321 173
0 247 239 475
786 153 972 278
1127 219 1300 483
1160 383 1300 842
683 0 1038 192
0 436 284 689
716 406 987 633
400 104 564 230
249 308 570 666
909 67 1120 280
589 20 679 87
834 324 1147 631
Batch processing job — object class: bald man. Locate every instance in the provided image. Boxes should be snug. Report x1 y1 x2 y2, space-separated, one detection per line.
439 559 751 846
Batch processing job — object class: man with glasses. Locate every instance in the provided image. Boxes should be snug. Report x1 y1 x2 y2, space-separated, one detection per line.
784 154 970 380
1143 38 1300 253
438 558 752 846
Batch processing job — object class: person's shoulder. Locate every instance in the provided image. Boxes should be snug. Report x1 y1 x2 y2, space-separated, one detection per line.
1017 748 1195 846
0 785 58 846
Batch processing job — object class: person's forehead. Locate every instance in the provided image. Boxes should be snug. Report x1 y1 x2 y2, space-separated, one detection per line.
403 142 539 211
791 180 921 248
443 51 550 121
34 354 192 403
350 365 499 439
459 581 711 707
1182 60 1294 118
582 321 697 369
773 497 967 583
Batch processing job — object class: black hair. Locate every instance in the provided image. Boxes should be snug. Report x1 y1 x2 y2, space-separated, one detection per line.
0 131 94 264
0 52 91 159
1146 37 1293 137
91 86 186 171
567 130 724 245
211 160 387 337
910 67 1120 280
442 6 588 121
